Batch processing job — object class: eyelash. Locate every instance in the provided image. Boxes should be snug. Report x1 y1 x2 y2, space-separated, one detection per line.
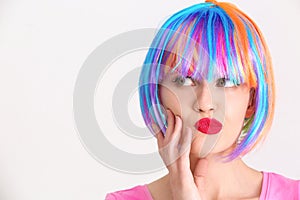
215 78 239 88
173 76 195 86
173 76 238 88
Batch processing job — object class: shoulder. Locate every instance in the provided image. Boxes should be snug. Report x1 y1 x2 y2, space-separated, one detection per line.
105 185 153 200
261 171 300 199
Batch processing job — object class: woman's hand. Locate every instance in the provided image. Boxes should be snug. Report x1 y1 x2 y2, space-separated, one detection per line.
155 109 208 200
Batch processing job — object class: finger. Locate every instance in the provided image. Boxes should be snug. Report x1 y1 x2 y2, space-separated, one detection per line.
156 130 164 148
151 122 165 148
175 127 192 172
165 116 182 165
165 109 175 138
194 158 208 191
179 127 193 157
171 116 182 144
152 123 161 138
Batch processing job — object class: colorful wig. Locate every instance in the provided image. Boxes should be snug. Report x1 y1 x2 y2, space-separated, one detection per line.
138 0 275 161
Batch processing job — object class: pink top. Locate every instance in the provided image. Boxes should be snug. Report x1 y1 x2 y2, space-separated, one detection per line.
105 171 300 200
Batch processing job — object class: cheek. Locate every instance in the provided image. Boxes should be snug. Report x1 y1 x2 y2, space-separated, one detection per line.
210 89 249 151
223 92 249 137
159 86 181 115
225 91 249 124
159 84 197 117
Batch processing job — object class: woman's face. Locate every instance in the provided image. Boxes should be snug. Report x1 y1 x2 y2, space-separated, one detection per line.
158 71 252 158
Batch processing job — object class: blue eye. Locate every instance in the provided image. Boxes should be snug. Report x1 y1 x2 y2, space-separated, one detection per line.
173 76 195 86
216 78 237 87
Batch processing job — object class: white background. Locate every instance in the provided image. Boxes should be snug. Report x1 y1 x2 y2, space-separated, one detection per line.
0 0 300 199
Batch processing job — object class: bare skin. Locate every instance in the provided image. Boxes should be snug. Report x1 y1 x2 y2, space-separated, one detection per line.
146 73 263 200
147 171 262 200
147 113 263 200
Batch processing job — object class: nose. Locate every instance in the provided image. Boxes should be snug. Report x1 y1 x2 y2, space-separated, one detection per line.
193 80 215 114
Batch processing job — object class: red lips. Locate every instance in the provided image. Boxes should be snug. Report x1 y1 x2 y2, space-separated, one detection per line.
194 118 222 134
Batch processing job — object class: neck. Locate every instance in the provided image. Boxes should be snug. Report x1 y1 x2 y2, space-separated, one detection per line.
148 152 263 200
188 152 263 199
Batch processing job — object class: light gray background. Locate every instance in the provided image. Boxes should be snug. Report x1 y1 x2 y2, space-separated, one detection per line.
0 0 300 199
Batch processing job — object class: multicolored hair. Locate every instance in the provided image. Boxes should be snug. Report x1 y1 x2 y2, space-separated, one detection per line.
138 0 275 161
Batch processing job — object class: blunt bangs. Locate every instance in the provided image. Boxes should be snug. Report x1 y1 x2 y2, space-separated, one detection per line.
139 1 275 161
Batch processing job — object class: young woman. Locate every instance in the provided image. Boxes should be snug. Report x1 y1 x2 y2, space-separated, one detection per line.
106 0 300 199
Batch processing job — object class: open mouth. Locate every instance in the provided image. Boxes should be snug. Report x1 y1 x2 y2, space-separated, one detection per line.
194 118 223 134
